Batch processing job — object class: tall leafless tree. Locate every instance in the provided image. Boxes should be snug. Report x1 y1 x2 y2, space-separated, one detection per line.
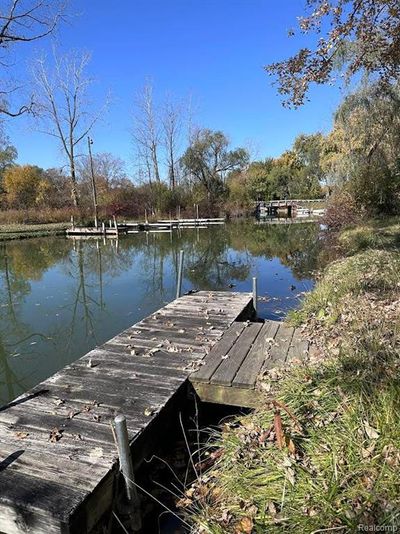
132 82 161 184
161 94 182 189
33 50 107 207
0 0 66 117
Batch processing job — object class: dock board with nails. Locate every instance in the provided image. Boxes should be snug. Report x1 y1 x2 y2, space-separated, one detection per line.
190 319 310 408
0 291 252 534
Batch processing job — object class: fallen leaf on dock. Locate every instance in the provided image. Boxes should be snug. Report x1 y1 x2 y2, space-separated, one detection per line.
130 330 141 336
89 447 103 460
15 431 29 439
92 414 101 422
144 407 155 416
49 428 63 442
67 410 81 419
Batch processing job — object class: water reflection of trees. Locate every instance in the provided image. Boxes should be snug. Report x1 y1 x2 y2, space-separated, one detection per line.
0 241 64 404
227 222 322 278
61 238 136 347
0 223 323 405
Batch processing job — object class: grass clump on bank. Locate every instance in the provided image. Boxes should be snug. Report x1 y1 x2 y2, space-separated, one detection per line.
338 217 400 255
179 221 400 533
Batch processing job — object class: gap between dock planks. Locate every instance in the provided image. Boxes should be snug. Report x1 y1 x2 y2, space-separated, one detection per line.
0 290 252 534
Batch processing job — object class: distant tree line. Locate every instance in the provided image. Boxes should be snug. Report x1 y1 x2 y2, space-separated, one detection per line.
0 0 399 223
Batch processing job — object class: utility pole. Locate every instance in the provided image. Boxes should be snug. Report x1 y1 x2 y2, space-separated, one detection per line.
87 136 98 228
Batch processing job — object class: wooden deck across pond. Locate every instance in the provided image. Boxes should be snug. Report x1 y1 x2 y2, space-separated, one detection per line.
190 319 310 407
0 291 252 534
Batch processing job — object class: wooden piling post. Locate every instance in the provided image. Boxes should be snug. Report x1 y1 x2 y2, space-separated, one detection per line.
252 276 258 315
102 222 106 235
176 249 184 299
113 215 118 235
114 415 141 530
71 215 75 230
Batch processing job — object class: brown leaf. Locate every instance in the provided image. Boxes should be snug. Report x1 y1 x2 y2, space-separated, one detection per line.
236 516 253 533
274 410 284 449
363 420 380 440
15 431 29 440
258 426 273 444
287 437 296 454
49 427 63 442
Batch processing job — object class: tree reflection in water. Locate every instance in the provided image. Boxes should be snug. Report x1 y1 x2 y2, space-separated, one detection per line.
0 221 323 405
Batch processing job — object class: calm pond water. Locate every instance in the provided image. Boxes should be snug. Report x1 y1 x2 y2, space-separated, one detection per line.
0 221 322 406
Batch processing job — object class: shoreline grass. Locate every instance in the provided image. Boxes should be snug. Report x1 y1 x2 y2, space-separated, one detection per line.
0 222 69 241
179 219 400 533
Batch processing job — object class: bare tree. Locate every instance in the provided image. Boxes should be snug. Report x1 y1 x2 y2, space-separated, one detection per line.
132 82 161 184
0 0 66 117
161 94 182 189
33 50 106 207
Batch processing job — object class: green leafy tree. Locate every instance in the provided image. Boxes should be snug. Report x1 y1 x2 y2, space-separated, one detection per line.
181 129 249 204
323 82 400 214
245 159 275 200
292 134 325 198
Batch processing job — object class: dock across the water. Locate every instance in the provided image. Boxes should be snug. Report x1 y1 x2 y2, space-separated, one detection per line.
0 290 311 533
66 217 225 237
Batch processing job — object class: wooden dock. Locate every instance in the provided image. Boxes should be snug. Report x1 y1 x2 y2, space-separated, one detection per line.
0 291 252 534
66 218 225 237
190 319 310 407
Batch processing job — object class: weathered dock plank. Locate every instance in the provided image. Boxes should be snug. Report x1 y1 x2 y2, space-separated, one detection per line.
0 291 252 534
233 320 280 388
210 322 263 386
190 319 310 408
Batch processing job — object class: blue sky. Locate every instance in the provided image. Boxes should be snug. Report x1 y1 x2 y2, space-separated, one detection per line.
7 0 344 173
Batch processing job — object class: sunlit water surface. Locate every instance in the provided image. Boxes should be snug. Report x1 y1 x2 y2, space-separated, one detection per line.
0 221 322 406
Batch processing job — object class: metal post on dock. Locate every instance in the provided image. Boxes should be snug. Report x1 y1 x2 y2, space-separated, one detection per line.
114 414 142 530
176 249 184 299
252 276 258 315
101 222 106 235
71 215 75 230
196 203 199 222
